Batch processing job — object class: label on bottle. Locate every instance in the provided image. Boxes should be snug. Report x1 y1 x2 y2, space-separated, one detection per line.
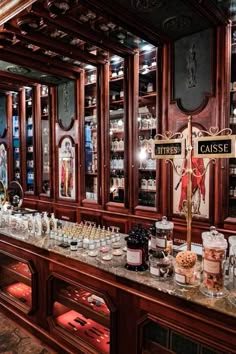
150 266 160 277
156 236 166 249
203 259 220 274
150 236 156 250
28 219 33 232
175 272 186 284
127 249 142 266
42 220 48 233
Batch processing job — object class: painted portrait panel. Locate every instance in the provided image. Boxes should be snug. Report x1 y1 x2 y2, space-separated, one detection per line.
58 137 76 200
173 126 209 219
0 143 7 188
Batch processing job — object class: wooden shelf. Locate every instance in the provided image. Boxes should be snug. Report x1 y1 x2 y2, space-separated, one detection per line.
139 92 156 99
57 293 110 328
139 189 156 193
110 76 123 82
0 264 31 287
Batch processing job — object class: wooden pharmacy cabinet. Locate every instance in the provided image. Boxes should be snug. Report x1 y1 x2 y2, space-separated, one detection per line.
0 0 235 241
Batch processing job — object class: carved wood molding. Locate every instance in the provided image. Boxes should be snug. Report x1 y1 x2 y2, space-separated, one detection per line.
0 0 37 26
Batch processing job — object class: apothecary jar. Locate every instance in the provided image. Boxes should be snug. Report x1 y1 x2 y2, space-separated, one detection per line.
200 229 228 298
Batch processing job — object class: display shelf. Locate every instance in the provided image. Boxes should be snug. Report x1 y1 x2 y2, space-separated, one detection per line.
0 253 33 311
84 66 98 203
57 288 110 326
51 277 112 353
54 304 110 354
2 282 32 307
25 87 35 193
41 85 51 196
12 93 21 183
137 44 158 210
109 55 126 204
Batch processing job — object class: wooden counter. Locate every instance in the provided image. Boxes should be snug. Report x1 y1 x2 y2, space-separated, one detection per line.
0 229 235 354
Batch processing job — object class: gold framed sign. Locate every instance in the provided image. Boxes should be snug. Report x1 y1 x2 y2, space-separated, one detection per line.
194 135 236 158
152 138 185 159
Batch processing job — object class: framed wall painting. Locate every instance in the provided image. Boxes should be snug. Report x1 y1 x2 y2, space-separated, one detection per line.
57 80 75 131
173 28 213 114
0 143 8 188
172 126 210 219
0 95 7 138
58 136 76 200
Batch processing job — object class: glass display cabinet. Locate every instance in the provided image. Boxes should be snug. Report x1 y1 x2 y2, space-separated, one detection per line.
12 92 21 183
25 87 35 193
50 277 114 354
84 65 98 202
229 28 236 218
137 44 158 209
141 319 222 354
0 252 36 314
109 55 126 204
40 84 51 196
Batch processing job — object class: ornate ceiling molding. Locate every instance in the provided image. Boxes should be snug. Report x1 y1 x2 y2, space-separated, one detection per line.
0 0 37 26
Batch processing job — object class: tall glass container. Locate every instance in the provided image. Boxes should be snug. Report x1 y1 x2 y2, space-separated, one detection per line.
200 230 228 297
155 216 174 255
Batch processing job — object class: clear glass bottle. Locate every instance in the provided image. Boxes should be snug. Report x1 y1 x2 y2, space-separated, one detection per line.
174 251 200 287
149 251 173 280
155 216 174 255
200 229 228 297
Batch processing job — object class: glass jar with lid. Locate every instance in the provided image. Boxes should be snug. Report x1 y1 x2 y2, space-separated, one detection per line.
149 251 174 280
174 251 200 287
155 216 174 255
200 228 228 298
125 225 149 272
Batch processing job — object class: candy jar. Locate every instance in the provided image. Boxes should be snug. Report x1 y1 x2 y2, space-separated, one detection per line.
155 216 174 255
200 229 228 297
174 251 200 287
149 251 174 280
125 225 149 271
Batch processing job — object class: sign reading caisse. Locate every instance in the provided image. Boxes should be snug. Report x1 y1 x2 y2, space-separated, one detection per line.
194 135 236 158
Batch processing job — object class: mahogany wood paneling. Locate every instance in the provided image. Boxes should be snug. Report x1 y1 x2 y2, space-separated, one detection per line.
78 209 102 225
54 206 77 223
102 214 129 233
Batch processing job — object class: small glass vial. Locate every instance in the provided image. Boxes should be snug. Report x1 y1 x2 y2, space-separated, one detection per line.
70 241 78 251
200 229 228 297
155 216 174 255
149 251 174 280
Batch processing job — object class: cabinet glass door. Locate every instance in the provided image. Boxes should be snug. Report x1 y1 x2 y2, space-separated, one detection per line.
84 66 98 202
12 92 21 183
109 55 125 203
51 277 112 354
0 253 33 313
229 38 236 217
41 85 51 196
25 87 34 193
137 44 158 208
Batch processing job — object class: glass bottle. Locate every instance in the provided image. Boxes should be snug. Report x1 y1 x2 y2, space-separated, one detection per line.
149 251 174 280
174 251 200 287
155 216 174 255
200 229 228 297
125 225 149 271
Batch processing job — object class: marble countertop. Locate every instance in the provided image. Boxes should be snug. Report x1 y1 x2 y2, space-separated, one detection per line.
1 228 236 320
